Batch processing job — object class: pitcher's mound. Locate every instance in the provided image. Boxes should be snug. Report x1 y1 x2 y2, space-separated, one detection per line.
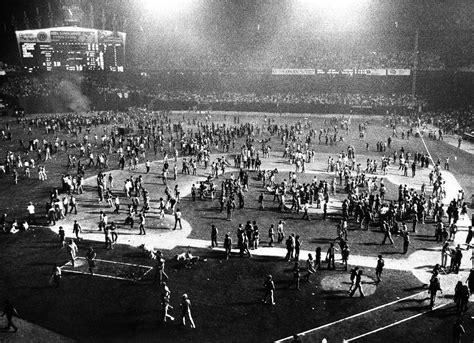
320 274 377 297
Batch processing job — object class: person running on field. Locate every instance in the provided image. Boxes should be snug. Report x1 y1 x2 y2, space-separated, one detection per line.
348 266 359 294
162 292 174 323
349 269 365 298
181 294 196 329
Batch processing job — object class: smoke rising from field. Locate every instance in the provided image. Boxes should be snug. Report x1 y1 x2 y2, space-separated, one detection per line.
57 78 90 112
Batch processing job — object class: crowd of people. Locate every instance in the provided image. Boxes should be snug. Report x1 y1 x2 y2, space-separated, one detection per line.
0 100 472 336
138 45 447 71
1 69 472 141
0 73 423 109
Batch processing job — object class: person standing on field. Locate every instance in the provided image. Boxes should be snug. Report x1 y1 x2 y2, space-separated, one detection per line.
67 239 78 267
402 231 410 254
428 271 442 309
268 224 275 247
1 300 19 332
72 220 82 240
375 255 384 283
452 319 465 343
154 251 169 283
211 225 218 247
50 264 62 288
224 233 232 260
27 202 35 225
381 221 394 245
293 262 301 290
86 247 96 275
58 226 66 247
262 274 276 305
138 213 146 235
258 192 264 210
305 253 316 282
181 294 196 329
326 242 337 270
174 209 183 230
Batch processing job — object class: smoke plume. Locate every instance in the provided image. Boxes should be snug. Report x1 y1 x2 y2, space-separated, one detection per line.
57 78 90 112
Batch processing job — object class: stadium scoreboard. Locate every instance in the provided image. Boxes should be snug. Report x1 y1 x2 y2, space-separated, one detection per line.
15 27 126 72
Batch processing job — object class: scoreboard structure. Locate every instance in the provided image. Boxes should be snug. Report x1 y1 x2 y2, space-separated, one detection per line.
15 26 126 72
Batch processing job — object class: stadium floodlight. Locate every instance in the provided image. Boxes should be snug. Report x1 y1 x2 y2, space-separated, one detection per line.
297 0 367 13
296 0 368 27
140 0 196 17
298 0 362 11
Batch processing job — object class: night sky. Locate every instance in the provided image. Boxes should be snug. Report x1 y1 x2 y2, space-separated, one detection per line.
0 0 473 67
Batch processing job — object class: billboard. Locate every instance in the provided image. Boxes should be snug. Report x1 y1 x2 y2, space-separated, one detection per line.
15 27 126 72
272 68 411 76
272 68 316 75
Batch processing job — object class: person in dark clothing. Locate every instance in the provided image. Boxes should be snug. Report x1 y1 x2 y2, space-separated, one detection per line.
285 235 294 261
2 300 19 332
86 247 97 275
341 245 350 271
294 235 301 260
348 266 360 293
326 243 336 270
50 264 62 288
211 225 218 247
452 319 465 343
429 271 442 308
349 270 365 298
315 247 322 270
402 231 410 254
293 262 301 290
262 275 275 305
375 255 385 283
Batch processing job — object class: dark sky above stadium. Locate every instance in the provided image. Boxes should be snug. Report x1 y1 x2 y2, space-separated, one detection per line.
0 0 472 65
2 0 474 32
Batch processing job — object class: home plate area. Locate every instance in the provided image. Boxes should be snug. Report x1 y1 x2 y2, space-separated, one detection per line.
60 257 153 281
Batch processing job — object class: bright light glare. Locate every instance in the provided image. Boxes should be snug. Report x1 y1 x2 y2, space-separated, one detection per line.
297 0 368 27
298 0 363 12
141 0 195 16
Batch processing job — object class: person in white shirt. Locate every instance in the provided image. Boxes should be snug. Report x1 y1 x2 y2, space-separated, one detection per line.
27 202 35 224
173 209 182 230
67 239 78 267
